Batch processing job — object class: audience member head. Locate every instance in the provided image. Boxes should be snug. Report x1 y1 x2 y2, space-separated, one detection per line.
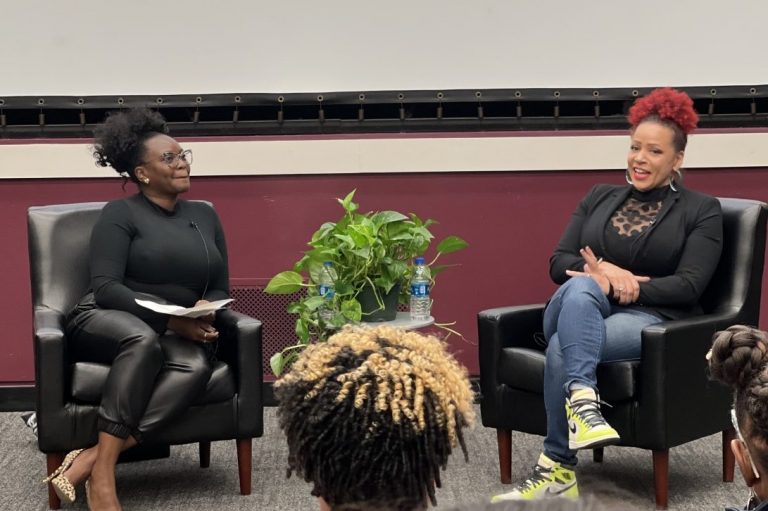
624 87 698 192
709 325 768 505
275 325 475 511
92 108 192 198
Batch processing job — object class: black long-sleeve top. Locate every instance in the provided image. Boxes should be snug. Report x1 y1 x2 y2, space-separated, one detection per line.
550 183 723 320
90 193 229 332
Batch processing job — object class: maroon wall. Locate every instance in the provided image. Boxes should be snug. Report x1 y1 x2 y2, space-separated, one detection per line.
3 168 768 383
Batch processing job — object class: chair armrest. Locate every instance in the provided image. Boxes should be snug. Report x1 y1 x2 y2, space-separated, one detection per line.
33 306 69 447
216 309 263 434
637 311 738 446
478 304 545 427
478 304 547 350
33 307 67 412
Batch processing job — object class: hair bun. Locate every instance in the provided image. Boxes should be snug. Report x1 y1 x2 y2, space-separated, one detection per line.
92 108 168 178
709 325 768 389
628 87 699 134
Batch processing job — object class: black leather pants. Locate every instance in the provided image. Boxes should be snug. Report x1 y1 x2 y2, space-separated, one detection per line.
66 309 212 442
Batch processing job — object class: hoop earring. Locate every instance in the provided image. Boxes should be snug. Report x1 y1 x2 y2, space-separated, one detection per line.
669 169 680 192
625 169 633 185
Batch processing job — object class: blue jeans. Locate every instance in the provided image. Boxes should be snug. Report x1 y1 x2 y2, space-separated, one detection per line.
541 276 662 466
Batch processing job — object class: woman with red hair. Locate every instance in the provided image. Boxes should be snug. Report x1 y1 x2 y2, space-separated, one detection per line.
494 88 723 502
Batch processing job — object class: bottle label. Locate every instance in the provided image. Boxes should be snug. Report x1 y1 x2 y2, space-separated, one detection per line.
319 285 334 299
411 283 429 297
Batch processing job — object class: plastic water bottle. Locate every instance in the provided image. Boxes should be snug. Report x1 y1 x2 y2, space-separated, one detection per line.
409 256 431 321
318 261 336 323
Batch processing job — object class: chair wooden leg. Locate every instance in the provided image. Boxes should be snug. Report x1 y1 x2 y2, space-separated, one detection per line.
723 428 736 482
497 429 512 484
236 438 252 495
652 449 669 510
46 452 64 510
593 447 604 463
199 441 211 468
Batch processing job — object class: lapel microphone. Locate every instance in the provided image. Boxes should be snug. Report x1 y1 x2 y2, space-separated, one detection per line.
189 219 210 298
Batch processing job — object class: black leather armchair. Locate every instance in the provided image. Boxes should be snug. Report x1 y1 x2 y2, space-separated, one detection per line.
28 202 263 510
478 198 768 509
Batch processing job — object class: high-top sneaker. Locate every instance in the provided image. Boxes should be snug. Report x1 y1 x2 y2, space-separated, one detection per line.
566 387 620 450
491 453 578 501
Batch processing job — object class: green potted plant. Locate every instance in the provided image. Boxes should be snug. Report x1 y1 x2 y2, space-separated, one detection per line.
265 190 467 375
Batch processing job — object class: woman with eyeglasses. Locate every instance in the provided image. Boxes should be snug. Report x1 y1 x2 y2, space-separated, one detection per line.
709 325 768 510
43 108 229 510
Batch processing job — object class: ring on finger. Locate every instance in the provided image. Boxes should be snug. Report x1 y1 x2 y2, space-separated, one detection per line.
618 286 625 291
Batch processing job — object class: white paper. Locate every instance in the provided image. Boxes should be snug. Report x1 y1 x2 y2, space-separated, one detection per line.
135 298 234 318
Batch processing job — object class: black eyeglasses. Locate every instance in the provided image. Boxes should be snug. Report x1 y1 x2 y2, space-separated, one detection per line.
144 149 193 167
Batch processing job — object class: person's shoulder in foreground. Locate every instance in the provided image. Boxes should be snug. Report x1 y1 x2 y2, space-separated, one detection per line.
726 503 768 511
448 494 639 511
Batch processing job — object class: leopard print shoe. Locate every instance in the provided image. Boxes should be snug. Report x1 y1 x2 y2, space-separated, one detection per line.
43 449 85 504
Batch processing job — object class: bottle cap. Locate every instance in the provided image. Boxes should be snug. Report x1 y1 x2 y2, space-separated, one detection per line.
414 256 425 265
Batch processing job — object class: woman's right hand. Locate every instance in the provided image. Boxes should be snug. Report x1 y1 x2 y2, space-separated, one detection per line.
167 316 219 342
599 262 648 304
566 268 611 295
579 246 650 304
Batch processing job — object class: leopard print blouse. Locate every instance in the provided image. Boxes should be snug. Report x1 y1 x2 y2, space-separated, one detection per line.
610 187 668 237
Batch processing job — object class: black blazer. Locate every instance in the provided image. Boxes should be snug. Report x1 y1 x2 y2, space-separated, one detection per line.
550 183 723 320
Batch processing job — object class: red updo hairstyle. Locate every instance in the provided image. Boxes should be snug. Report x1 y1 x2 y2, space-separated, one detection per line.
627 87 699 152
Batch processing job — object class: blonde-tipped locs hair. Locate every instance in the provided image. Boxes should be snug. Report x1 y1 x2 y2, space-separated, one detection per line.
275 325 475 510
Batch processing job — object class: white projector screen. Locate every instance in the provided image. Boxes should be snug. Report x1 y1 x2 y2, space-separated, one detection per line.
2 0 767 96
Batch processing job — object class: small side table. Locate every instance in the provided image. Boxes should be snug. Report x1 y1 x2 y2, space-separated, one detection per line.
364 311 434 330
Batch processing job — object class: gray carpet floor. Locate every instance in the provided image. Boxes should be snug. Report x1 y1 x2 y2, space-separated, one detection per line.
1 407 746 510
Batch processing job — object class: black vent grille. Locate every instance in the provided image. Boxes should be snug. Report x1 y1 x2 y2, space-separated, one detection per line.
229 285 305 382
1 86 766 138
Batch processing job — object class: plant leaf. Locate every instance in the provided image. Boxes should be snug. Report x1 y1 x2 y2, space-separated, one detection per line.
333 233 356 248
265 271 304 294
303 296 327 311
311 222 336 243
373 277 397 294
384 260 408 281
372 210 409 226
270 352 285 376
388 232 414 241
341 299 362 321
334 281 353 296
413 225 434 241
351 247 371 258
437 235 468 254
287 301 304 314
429 264 451 277
295 317 310 343
330 311 348 328
307 259 326 285
348 224 373 247
338 189 358 213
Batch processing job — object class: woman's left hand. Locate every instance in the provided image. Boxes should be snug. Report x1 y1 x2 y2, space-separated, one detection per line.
167 316 219 342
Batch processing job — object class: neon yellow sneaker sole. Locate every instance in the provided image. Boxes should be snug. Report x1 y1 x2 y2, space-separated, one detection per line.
491 456 579 502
